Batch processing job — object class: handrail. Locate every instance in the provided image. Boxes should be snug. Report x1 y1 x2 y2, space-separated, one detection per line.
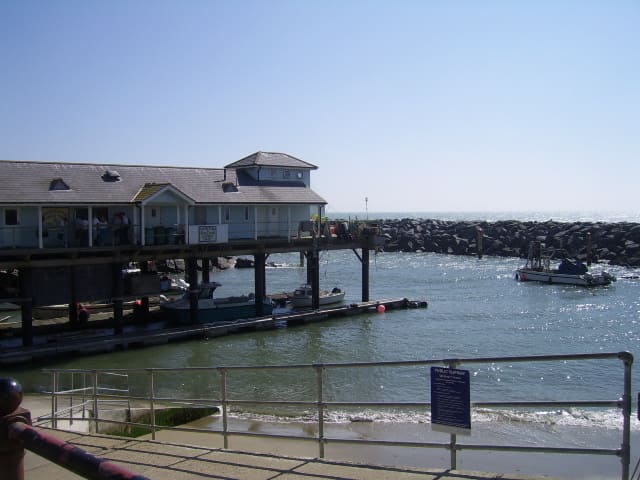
7 421 149 480
41 351 633 480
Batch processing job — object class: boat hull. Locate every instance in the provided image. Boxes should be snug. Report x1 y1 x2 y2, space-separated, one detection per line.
289 291 346 308
516 268 614 286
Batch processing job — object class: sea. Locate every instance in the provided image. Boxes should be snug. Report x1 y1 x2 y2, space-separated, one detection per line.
3 211 640 479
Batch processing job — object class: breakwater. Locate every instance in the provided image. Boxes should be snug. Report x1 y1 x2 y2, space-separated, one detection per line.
375 218 640 267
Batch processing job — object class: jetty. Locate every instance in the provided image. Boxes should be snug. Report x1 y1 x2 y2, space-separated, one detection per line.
0 298 427 366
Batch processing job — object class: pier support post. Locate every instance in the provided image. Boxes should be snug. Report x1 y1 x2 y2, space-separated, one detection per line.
362 248 370 302
112 262 124 335
586 232 592 266
304 249 320 309
68 266 78 325
201 258 210 283
305 250 313 285
254 252 266 316
18 268 33 347
187 257 199 324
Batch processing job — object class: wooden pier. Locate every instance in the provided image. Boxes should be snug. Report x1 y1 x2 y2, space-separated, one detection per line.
0 298 427 366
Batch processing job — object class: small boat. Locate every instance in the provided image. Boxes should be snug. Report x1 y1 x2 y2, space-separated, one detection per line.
271 297 295 316
33 300 141 320
288 284 345 308
160 282 273 324
0 302 20 311
516 242 616 287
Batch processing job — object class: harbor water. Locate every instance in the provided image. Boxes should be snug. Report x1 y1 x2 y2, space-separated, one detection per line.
3 211 640 478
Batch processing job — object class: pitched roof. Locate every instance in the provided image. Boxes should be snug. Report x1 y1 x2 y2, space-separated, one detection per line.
225 152 318 170
0 159 326 206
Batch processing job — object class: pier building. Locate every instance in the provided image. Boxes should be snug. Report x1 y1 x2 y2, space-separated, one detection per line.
0 152 380 348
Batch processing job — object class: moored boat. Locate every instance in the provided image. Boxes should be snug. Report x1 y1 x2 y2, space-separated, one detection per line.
288 284 345 308
516 242 615 287
160 282 273 324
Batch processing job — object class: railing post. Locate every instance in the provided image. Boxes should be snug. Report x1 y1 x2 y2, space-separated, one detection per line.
69 373 74 427
220 369 228 449
446 359 459 470
92 371 99 434
315 364 325 458
148 370 156 440
0 378 31 480
620 352 633 480
50 371 57 429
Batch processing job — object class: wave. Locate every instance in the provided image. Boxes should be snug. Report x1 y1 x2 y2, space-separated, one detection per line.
224 406 639 431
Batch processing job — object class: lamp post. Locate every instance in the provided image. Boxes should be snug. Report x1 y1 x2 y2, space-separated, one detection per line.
365 197 368 220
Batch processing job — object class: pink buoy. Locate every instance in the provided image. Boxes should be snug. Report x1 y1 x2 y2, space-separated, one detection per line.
376 304 386 313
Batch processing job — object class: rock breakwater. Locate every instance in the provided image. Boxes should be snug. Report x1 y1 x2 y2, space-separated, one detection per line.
375 218 640 267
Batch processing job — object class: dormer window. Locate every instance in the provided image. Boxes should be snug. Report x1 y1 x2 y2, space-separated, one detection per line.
49 178 70 191
222 181 238 193
102 170 121 182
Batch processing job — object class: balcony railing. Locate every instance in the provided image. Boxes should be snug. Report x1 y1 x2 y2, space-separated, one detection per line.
0 220 378 250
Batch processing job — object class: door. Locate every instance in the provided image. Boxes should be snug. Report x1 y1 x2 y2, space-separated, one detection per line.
268 206 279 237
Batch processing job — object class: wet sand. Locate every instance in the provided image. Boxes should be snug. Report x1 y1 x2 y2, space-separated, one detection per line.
148 414 633 479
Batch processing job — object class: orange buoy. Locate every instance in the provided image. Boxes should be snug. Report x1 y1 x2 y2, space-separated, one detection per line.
376 304 386 313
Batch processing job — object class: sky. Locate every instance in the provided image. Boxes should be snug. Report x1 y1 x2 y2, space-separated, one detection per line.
1 1 638 214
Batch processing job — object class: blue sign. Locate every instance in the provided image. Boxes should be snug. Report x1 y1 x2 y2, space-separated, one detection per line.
430 366 471 432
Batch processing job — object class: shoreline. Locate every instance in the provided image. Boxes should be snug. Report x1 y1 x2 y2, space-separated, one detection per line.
155 412 634 479
22 395 635 479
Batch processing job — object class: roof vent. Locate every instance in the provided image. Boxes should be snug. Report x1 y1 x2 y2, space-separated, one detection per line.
49 178 70 191
102 170 121 182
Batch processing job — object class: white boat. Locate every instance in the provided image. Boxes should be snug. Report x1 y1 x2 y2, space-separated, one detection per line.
0 302 20 311
288 284 345 308
516 242 615 287
160 282 273 324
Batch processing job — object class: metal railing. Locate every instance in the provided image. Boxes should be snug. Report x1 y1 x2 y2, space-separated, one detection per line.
40 351 633 480
0 219 373 250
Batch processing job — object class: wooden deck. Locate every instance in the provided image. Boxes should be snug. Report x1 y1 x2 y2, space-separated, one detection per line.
0 298 427 365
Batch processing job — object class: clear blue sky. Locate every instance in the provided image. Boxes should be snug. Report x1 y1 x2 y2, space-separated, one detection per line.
1 1 638 214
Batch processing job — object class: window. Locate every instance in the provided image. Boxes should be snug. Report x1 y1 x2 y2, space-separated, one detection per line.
283 169 290 178
49 178 70 190
296 171 303 179
224 207 230 222
244 206 250 221
102 170 121 182
4 209 18 225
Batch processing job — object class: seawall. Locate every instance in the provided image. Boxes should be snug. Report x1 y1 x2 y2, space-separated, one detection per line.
373 218 640 267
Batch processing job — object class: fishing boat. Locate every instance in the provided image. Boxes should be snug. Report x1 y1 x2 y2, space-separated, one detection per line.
288 284 346 308
160 282 273 324
515 242 615 287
